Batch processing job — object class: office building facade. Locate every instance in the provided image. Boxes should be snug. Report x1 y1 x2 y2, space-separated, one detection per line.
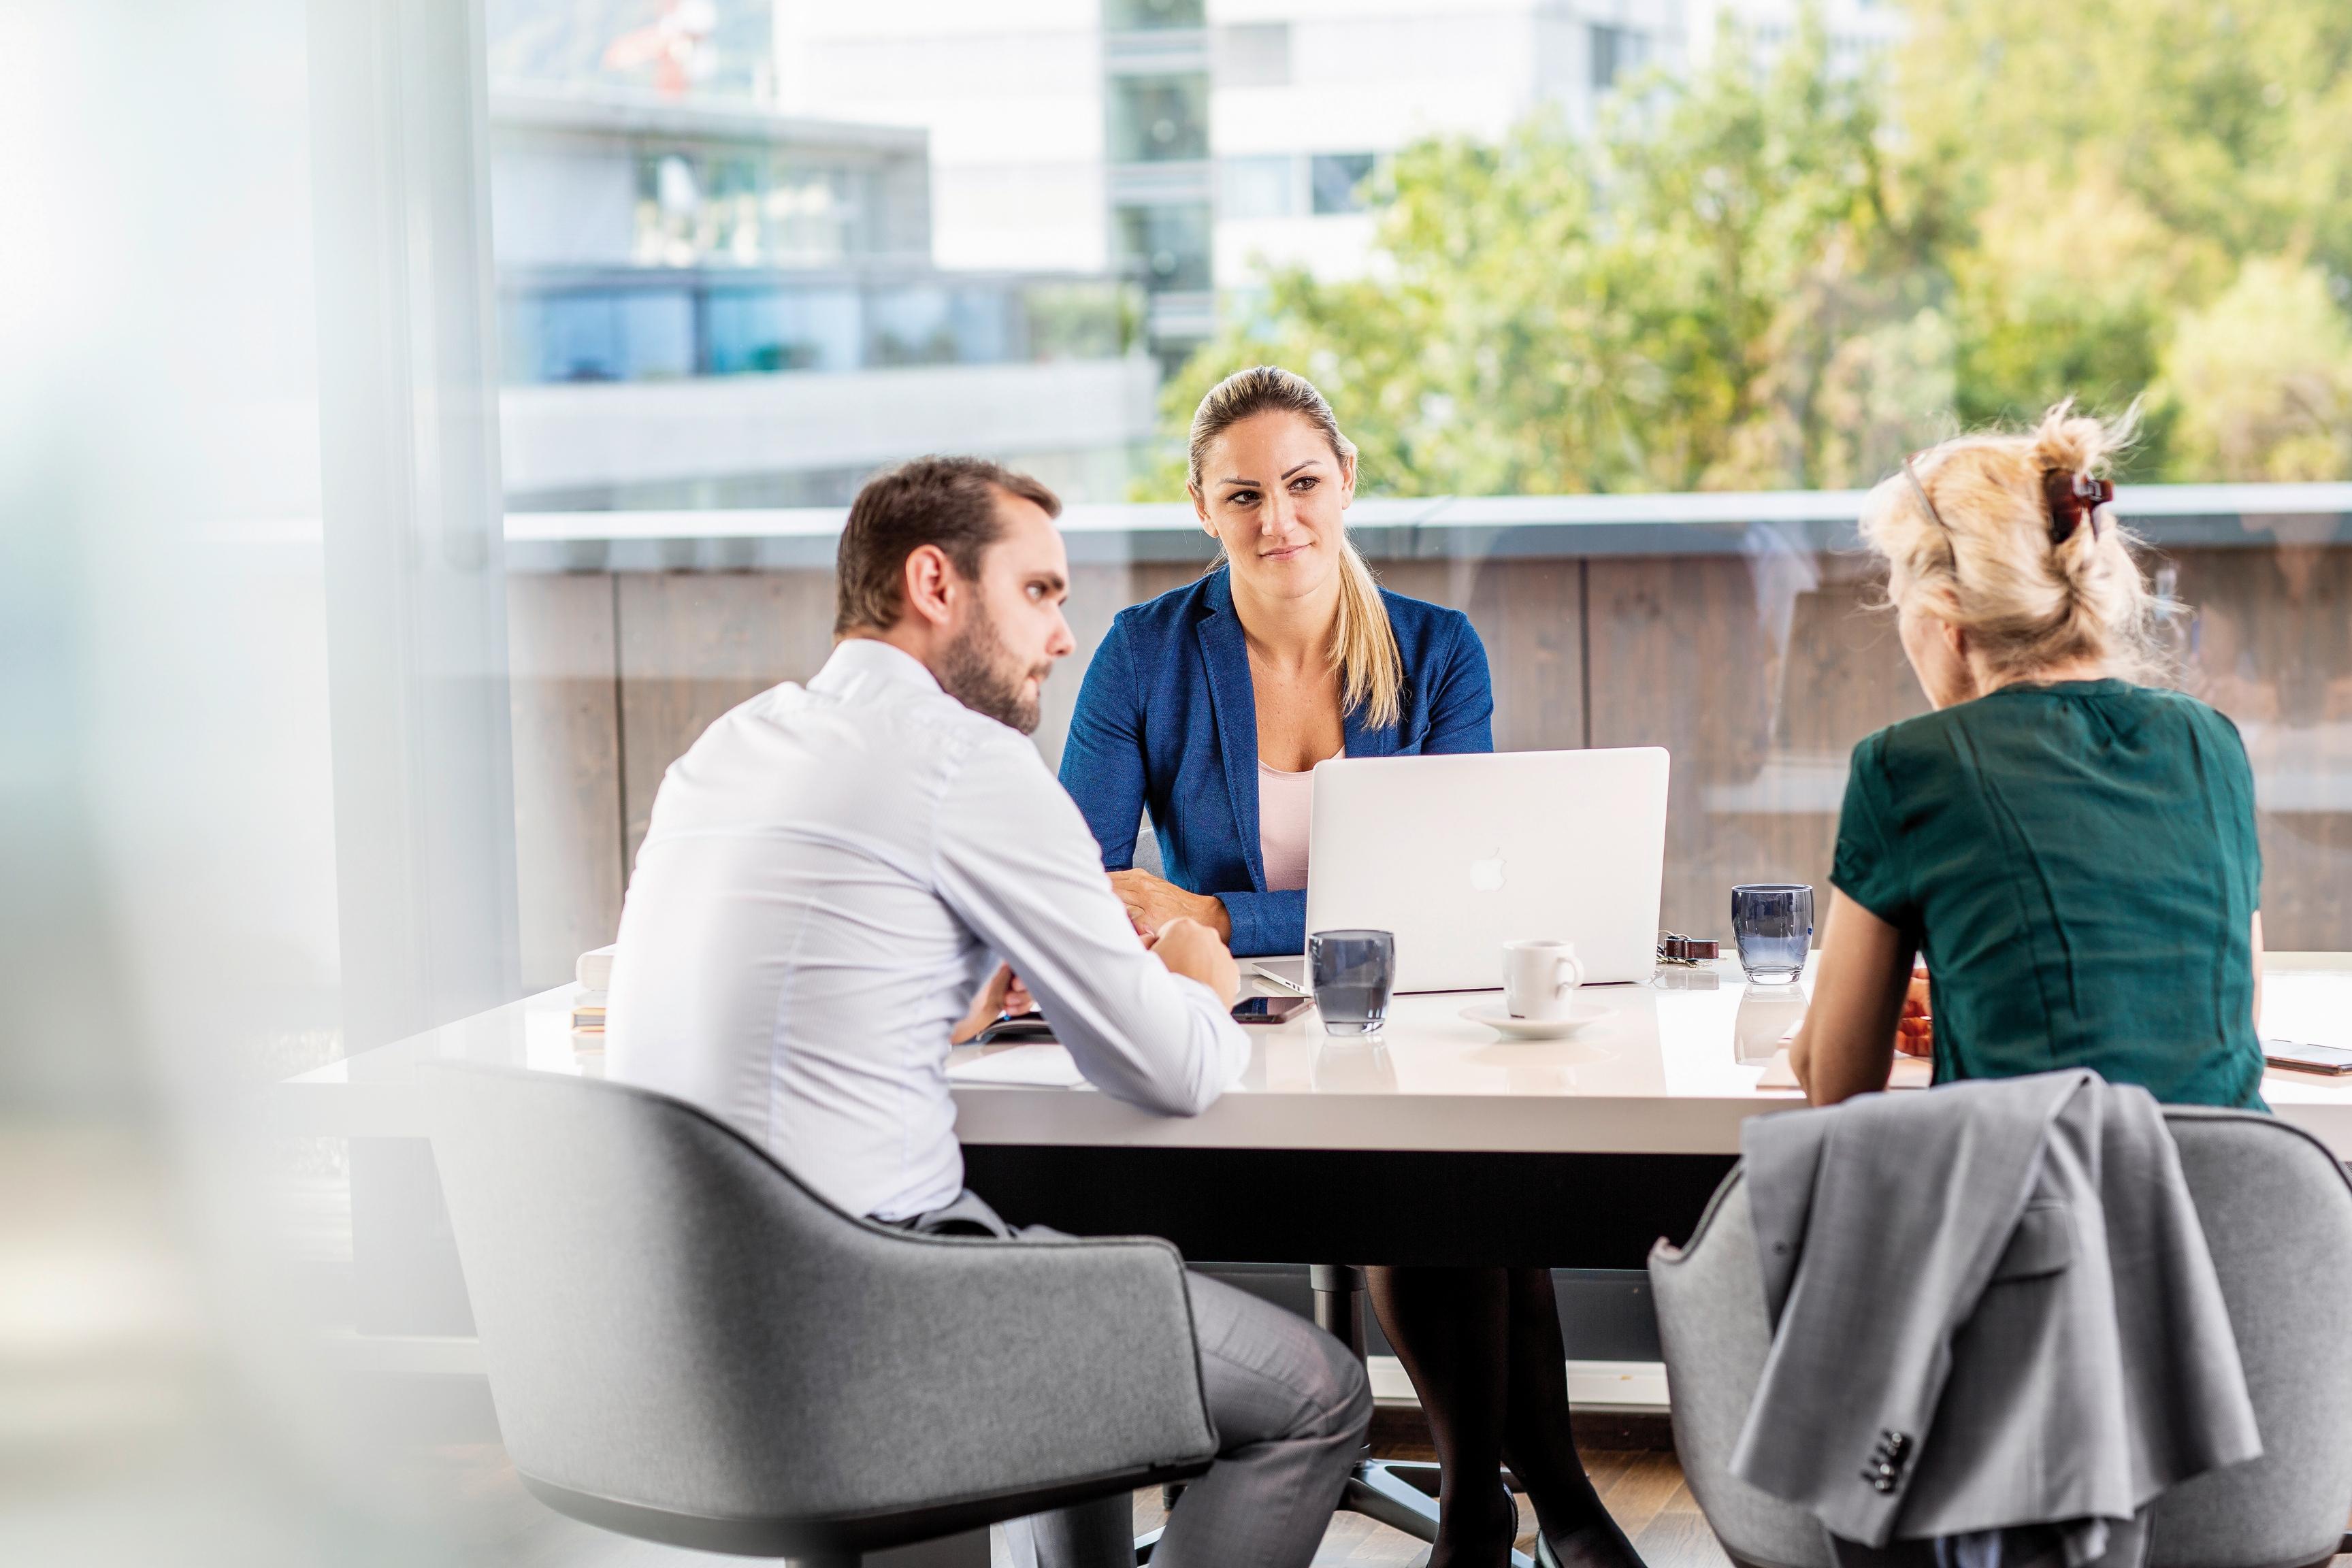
770 1 1895 367
488 41 1154 508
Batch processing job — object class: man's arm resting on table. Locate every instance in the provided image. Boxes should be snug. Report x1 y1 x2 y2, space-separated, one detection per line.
1145 917 1238 1006
936 734 1249 1115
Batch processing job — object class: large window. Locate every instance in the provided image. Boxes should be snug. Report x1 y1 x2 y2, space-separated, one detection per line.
485 0 2352 988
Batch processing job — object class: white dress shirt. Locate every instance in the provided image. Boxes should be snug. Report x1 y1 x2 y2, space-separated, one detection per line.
605 637 1249 1222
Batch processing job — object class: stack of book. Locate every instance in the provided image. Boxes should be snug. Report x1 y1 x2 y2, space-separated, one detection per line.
573 945 615 1036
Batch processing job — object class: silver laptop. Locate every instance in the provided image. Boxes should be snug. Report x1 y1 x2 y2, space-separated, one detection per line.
1304 748 1670 992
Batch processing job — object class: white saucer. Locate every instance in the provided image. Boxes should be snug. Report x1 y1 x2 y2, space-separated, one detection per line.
1459 1001 1608 1040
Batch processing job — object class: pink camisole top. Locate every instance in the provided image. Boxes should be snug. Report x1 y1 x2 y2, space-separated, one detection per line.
1258 753 1337 893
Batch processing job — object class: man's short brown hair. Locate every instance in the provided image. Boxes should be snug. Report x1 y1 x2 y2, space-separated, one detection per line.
834 456 1062 636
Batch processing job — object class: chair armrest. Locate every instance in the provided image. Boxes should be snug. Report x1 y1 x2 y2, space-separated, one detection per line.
723 1220 1216 1521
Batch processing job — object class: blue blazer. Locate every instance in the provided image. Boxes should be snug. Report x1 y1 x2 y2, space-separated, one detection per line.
1059 567 1494 956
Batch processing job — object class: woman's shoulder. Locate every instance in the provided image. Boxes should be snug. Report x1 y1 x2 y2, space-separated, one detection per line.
1861 682 2247 765
2129 684 2245 737
1107 571 1220 644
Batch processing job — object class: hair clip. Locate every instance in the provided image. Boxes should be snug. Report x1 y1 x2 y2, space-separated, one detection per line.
2042 470 2112 544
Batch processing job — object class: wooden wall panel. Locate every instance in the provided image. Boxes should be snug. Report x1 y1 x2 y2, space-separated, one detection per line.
615 571 836 874
2166 544 2352 951
1463 557 1585 753
1585 557 1923 941
523 539 2352 959
505 573 624 989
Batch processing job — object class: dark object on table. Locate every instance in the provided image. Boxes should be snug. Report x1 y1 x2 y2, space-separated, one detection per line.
975 1013 1056 1045
1656 932 1719 965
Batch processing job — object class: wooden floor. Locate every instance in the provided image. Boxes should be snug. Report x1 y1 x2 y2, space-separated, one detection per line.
448 1414 1729 1567
1281 1411 1725 1568
1131 1448 1727 1567
444 1427 2352 1568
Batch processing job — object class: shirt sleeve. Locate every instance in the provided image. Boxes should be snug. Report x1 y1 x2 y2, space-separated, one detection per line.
936 728 1249 1116
1830 731 1914 930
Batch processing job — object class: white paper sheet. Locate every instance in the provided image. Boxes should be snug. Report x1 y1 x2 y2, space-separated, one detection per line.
945 1044 1088 1088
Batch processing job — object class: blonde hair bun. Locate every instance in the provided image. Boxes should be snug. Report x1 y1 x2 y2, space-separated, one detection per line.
1861 402 2168 683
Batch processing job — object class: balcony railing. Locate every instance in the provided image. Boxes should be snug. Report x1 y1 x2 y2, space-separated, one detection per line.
502 483 2352 571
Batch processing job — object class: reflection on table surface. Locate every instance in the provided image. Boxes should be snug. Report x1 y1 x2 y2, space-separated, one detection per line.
278 955 2352 1154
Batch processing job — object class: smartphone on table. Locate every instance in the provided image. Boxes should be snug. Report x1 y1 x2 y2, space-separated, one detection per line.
2262 1039 2352 1076
1232 994 1311 1025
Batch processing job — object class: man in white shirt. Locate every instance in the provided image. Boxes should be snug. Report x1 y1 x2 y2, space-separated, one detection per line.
606 457 1370 1568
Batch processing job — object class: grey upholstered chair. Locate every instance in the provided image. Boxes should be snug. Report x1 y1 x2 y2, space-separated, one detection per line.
1648 1108 2352 1568
424 1062 1218 1565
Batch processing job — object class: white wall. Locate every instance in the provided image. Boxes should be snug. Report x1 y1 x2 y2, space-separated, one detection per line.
774 0 1108 272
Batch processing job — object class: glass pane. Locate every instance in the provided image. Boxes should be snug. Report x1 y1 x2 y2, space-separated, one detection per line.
1103 0 1205 31
1222 154 1297 220
479 0 2352 1004
1309 152 1375 215
1107 74 1211 165
1115 202 1213 291
486 0 778 101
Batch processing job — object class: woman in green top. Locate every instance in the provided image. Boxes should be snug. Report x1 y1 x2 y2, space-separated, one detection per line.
1792 404 2267 1109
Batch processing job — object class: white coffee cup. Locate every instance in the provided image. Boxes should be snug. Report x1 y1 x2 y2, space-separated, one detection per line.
1503 938 1584 1020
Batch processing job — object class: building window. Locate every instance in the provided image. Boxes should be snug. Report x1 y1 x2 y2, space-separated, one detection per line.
1309 152 1377 216
1590 24 1648 93
1215 22 1292 87
1222 154 1299 220
1109 74 1211 164
1114 201 1212 292
1103 0 1205 31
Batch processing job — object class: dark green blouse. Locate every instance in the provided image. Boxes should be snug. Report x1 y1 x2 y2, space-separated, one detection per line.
1831 681 2266 1109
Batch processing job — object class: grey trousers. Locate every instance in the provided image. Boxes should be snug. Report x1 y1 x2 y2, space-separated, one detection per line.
903 1191 1373 1568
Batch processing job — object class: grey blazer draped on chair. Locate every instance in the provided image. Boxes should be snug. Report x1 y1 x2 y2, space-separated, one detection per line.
1731 1070 2261 1556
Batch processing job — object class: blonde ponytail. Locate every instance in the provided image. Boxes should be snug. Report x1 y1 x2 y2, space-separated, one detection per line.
1332 538 1404 729
1188 365 1405 729
1861 401 2170 684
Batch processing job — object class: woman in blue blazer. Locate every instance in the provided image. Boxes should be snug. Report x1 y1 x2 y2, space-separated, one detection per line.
1060 367 1645 1568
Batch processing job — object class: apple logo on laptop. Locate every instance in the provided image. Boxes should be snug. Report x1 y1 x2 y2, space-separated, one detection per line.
1468 850 1507 892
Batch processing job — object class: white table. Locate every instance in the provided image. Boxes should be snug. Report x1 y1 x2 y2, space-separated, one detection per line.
276 952 2352 1151
278 953 2352 1270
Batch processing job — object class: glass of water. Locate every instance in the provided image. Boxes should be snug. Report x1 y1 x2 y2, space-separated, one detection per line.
1309 929 1395 1036
1731 884 1814 985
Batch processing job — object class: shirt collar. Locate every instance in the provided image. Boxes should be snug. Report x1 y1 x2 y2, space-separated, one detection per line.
811 636 946 698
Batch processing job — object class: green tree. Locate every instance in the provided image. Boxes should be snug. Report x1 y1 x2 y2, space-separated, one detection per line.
2158 257 2352 483
1149 16 1921 498
1897 0 2352 470
1152 0 2352 495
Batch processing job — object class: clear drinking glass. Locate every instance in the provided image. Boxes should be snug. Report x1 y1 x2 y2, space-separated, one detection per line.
1731 884 1814 985
1308 928 1395 1036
